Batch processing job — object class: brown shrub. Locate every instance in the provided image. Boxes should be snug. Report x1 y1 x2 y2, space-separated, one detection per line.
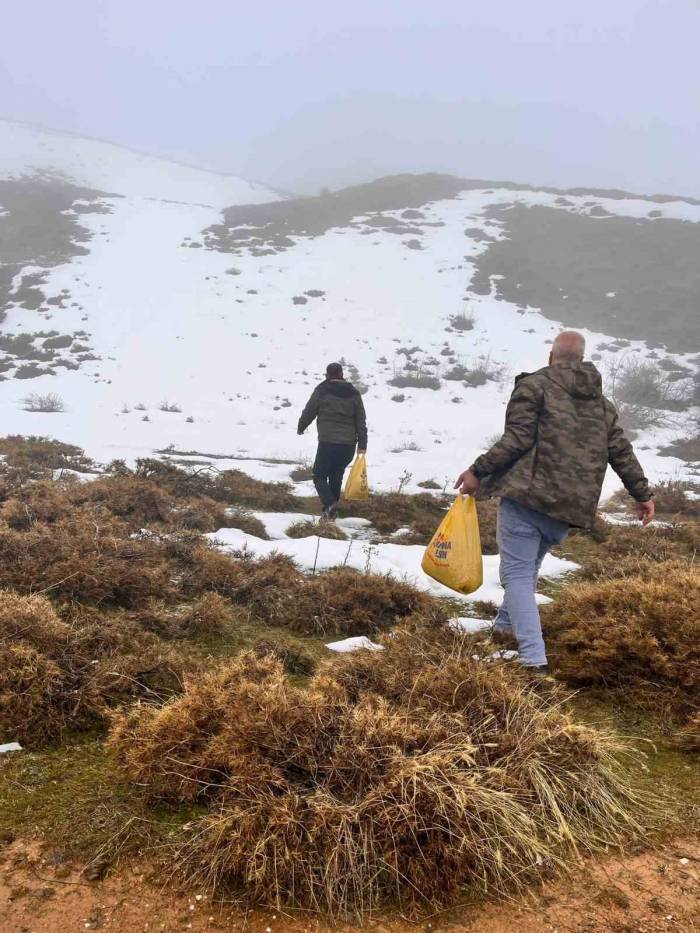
0 435 94 477
340 491 448 535
291 568 435 637
222 509 268 538
86 646 185 708
177 545 431 637
0 480 73 529
110 629 650 914
0 509 174 606
0 592 189 746
571 521 700 577
178 593 233 637
72 475 174 525
285 519 347 540
253 637 317 676
544 563 699 705
0 644 87 745
652 480 700 517
0 589 70 654
217 469 302 511
606 479 700 518
170 497 230 532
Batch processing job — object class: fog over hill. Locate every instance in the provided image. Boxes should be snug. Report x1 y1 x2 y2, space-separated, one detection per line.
0 120 697 493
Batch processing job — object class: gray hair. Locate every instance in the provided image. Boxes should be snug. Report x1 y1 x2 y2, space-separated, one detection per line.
551 331 586 363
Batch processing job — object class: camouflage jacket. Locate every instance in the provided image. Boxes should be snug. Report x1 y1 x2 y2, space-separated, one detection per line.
470 362 652 528
298 379 368 449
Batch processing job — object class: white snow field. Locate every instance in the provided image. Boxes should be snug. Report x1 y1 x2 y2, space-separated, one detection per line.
0 121 697 498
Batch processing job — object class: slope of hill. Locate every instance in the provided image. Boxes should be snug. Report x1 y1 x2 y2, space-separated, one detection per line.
0 120 275 206
0 124 697 494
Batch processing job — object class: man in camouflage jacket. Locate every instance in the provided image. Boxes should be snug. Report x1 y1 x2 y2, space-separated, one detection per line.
455 331 654 673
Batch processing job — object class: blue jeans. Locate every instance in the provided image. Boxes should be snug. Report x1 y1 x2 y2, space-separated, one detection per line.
494 498 569 667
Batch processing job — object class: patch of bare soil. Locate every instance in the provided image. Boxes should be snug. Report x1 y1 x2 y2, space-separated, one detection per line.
1 838 697 933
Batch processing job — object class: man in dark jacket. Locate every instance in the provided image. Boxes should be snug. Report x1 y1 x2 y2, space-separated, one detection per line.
455 331 654 673
298 362 368 519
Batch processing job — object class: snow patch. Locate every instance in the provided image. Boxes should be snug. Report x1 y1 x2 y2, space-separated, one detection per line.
325 636 384 653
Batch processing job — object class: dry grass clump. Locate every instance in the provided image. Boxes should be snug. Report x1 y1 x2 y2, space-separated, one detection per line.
339 491 448 536
0 509 174 606
217 469 302 511
110 628 650 915
71 474 231 533
178 547 430 636
286 519 348 540
222 508 268 538
0 480 74 529
0 589 71 653
544 563 699 706
0 435 95 477
253 637 317 676
0 591 186 746
672 713 700 751
73 474 174 525
569 521 700 577
178 593 233 637
0 644 79 746
605 479 699 518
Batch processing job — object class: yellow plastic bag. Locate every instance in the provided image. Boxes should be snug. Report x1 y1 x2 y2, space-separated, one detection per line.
421 495 483 594
343 453 369 500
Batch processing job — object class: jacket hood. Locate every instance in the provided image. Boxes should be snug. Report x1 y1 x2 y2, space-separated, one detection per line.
321 379 358 398
543 361 603 400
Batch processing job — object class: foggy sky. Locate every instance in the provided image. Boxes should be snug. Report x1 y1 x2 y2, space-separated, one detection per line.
2 0 699 197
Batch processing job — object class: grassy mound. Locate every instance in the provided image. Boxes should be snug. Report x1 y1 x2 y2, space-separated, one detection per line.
0 590 185 746
110 627 650 915
179 548 433 636
285 519 347 540
544 563 699 709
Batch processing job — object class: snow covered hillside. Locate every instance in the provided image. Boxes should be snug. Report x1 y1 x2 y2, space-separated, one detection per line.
0 122 697 496
0 120 275 206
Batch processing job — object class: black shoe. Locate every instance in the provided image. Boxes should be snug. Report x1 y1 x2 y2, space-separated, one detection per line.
321 503 338 522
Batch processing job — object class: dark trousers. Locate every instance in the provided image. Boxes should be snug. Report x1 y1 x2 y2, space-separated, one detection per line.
313 441 356 508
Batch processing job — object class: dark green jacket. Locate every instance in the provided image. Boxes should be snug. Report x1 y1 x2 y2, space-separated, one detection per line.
470 362 651 528
298 379 368 449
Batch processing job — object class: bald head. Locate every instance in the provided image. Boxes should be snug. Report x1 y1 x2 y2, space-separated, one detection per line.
550 331 586 364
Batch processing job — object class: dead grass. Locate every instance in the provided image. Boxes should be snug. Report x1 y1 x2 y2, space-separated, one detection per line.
177 547 433 637
109 627 653 915
0 435 95 480
560 519 699 575
0 510 174 605
544 562 699 711
0 590 185 746
671 713 700 751
286 519 348 540
217 469 303 511
177 593 234 637
605 479 700 518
